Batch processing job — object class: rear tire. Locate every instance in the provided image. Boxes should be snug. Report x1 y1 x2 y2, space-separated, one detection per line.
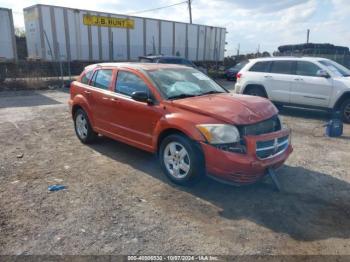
340 98 350 124
159 134 204 186
245 86 267 98
74 109 97 144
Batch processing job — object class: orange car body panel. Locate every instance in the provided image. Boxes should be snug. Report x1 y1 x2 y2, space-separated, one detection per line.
69 63 293 184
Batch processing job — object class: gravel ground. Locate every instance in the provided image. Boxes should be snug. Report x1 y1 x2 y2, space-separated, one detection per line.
0 86 350 255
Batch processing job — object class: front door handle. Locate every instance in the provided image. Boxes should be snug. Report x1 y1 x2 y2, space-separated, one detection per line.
110 97 119 102
264 75 272 78
84 90 91 94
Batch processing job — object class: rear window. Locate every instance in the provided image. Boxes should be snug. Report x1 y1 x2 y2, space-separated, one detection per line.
249 61 270 72
81 69 94 85
270 61 295 75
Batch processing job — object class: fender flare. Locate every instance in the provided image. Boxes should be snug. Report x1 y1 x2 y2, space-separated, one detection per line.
71 95 95 127
333 91 350 110
152 116 206 151
243 84 268 98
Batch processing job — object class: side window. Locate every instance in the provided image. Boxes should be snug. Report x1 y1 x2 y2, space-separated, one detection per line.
249 61 270 72
270 61 295 75
296 61 321 77
115 71 149 96
92 69 113 90
81 69 94 85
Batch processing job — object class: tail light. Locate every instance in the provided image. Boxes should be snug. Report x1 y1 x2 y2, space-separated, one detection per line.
236 73 242 80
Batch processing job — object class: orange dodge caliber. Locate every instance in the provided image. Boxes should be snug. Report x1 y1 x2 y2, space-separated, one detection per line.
69 63 293 186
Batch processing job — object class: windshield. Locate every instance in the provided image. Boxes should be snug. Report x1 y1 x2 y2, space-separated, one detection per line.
147 68 227 100
319 60 350 77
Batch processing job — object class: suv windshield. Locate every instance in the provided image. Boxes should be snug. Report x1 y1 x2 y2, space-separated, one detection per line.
147 68 226 99
319 60 350 77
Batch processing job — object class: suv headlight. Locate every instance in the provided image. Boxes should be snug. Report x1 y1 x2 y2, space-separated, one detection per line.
196 124 240 144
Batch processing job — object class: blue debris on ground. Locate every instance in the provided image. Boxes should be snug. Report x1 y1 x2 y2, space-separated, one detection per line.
48 185 66 192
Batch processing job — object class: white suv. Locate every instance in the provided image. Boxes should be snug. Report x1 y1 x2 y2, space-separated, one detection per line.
235 57 350 123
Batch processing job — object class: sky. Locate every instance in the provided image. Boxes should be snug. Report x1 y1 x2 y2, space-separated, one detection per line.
0 0 349 55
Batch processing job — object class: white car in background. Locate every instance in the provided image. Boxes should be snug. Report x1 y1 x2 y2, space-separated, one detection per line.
234 57 350 123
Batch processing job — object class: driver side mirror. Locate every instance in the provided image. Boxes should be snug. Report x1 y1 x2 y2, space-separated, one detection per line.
131 91 154 105
316 69 330 78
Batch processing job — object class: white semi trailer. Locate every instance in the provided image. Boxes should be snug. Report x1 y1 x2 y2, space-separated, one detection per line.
0 7 17 82
23 4 226 62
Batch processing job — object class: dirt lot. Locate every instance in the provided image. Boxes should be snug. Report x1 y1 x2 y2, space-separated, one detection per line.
0 85 350 255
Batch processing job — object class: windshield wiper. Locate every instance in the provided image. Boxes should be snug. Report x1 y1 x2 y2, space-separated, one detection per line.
199 90 225 96
167 94 198 100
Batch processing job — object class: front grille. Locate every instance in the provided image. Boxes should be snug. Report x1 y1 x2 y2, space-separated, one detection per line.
256 135 289 159
239 116 281 136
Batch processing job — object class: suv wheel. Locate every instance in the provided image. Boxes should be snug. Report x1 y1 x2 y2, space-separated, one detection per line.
159 134 204 186
74 109 97 143
245 86 267 98
340 99 350 124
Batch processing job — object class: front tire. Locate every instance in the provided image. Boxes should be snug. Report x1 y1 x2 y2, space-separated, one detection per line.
74 109 97 143
340 99 350 124
159 134 204 186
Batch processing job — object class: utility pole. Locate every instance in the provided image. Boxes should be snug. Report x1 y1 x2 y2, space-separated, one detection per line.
306 29 310 43
188 0 192 24
236 43 240 57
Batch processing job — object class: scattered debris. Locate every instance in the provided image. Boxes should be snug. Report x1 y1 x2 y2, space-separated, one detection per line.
48 184 66 192
135 197 147 203
16 153 24 159
130 238 138 244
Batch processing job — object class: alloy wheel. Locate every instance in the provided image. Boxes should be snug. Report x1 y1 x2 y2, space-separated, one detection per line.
76 113 88 139
163 142 191 179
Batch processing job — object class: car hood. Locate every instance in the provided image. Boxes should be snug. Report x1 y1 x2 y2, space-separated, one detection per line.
170 93 278 125
334 76 350 86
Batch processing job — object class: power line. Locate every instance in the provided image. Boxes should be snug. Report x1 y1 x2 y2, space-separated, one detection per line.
127 1 188 15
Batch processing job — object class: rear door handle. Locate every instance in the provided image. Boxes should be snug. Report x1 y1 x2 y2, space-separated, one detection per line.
84 90 91 94
264 75 272 78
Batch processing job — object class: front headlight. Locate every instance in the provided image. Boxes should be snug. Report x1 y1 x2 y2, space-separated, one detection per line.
196 124 240 144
